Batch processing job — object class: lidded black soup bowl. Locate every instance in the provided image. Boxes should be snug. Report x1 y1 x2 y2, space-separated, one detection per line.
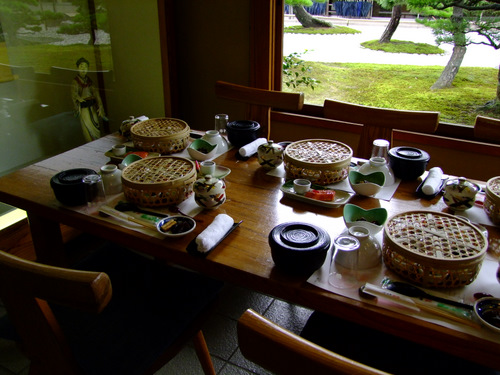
388 146 430 181
50 168 97 206
226 120 260 147
269 222 331 276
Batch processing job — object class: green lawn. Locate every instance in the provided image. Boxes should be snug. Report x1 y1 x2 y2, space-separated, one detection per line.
284 61 498 126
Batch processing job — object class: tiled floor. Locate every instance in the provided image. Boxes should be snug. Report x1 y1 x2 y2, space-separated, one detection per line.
0 283 313 375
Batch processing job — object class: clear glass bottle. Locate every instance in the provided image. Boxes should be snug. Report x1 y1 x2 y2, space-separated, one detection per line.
215 114 228 134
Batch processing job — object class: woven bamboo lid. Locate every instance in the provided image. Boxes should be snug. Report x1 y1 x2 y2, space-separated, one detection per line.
121 156 196 189
283 139 352 169
383 211 487 267
130 118 190 140
486 176 500 204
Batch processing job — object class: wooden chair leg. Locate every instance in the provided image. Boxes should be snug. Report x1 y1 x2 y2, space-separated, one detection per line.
192 330 216 375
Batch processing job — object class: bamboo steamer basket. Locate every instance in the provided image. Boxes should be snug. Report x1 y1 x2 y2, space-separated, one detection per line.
121 156 196 207
130 118 190 154
382 211 488 288
484 176 500 225
283 139 352 185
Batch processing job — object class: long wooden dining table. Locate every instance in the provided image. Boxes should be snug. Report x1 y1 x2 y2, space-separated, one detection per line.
0 133 499 370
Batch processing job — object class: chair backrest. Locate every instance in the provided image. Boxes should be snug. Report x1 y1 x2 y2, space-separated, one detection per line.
237 309 390 375
474 115 500 143
323 99 440 159
0 249 111 375
215 80 305 139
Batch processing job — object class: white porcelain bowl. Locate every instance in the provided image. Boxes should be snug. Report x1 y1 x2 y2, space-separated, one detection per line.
348 171 385 197
343 204 388 235
187 139 218 161
156 216 196 237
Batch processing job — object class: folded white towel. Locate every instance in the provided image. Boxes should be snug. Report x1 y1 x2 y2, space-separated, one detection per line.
239 138 267 157
195 214 234 253
422 167 444 195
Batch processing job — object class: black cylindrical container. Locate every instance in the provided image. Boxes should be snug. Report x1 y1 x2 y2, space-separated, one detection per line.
269 222 331 276
50 168 97 206
226 120 260 147
388 147 430 180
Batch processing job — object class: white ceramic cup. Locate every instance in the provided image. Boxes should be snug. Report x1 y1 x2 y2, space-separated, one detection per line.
293 179 311 195
200 160 216 176
112 144 126 156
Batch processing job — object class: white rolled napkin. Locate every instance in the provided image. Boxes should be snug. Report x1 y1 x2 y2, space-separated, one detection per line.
195 214 234 253
422 167 444 195
239 138 267 157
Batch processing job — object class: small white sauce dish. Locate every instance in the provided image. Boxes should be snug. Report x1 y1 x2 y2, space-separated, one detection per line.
156 216 196 237
474 297 500 334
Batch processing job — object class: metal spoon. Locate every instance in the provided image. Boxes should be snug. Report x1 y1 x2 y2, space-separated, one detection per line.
385 280 473 310
114 201 168 218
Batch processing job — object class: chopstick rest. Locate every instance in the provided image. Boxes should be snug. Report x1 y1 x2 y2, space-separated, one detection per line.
187 214 241 256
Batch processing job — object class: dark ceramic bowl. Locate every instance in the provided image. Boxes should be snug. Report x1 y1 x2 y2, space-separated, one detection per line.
269 222 331 276
50 168 97 206
388 146 430 180
226 120 261 147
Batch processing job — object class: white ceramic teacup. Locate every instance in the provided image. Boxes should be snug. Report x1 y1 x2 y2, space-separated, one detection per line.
112 144 126 156
200 160 216 176
293 179 311 195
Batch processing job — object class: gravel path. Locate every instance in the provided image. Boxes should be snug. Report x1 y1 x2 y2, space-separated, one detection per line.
285 17 500 68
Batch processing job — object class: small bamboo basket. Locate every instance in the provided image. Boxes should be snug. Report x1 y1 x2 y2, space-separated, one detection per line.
130 118 190 154
283 139 352 185
382 211 488 288
484 176 500 225
121 156 196 207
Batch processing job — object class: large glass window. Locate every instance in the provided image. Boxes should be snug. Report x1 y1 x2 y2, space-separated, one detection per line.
0 0 167 220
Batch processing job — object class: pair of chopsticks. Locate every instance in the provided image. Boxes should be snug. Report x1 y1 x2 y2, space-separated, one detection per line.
99 206 158 230
361 283 480 329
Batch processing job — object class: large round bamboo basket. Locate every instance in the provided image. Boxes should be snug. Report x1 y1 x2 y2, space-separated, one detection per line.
382 211 488 288
131 118 190 154
283 139 352 185
121 156 196 207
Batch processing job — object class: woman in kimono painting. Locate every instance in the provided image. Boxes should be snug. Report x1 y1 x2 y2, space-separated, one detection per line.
71 57 105 142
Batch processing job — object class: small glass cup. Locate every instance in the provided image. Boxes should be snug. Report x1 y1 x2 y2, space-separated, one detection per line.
82 174 106 214
328 235 360 289
215 114 228 134
370 139 390 163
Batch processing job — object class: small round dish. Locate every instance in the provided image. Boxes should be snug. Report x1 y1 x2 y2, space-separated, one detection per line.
343 203 388 235
348 170 385 197
187 139 218 161
474 297 500 334
156 216 196 237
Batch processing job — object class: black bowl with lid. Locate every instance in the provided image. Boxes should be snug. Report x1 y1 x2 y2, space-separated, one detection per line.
50 168 96 206
388 146 430 180
269 222 331 276
226 120 261 147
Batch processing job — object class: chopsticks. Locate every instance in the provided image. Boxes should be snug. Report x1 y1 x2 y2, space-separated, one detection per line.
361 283 480 329
99 206 158 230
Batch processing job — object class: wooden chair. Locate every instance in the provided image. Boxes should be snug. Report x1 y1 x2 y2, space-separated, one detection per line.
323 99 440 159
215 80 305 139
474 115 500 143
237 309 389 375
0 244 223 375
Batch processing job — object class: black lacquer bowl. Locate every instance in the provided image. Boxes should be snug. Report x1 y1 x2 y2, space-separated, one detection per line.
226 120 260 147
388 146 430 181
50 168 96 206
269 222 331 276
